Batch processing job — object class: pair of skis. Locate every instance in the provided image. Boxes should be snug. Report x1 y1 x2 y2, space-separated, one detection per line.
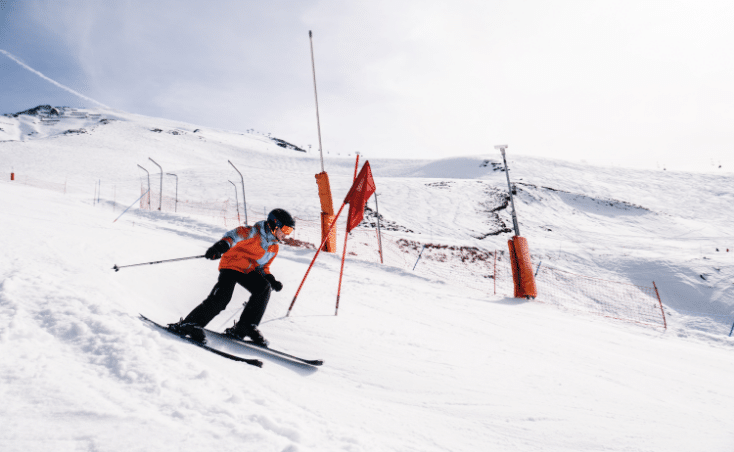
140 315 323 368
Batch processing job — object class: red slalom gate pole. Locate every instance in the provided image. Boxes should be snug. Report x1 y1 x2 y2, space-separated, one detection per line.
335 221 349 315
287 202 347 316
352 153 360 180
334 155 360 315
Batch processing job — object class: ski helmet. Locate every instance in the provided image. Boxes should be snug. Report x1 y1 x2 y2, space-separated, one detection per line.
267 208 295 235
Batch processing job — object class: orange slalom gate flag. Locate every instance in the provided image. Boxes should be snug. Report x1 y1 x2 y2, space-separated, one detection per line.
344 161 376 233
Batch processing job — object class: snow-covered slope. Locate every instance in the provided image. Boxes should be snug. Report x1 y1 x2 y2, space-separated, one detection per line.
1 106 733 451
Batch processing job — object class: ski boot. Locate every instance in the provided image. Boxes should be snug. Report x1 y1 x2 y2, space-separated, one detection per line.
168 319 206 343
245 324 269 347
225 323 268 347
224 324 245 340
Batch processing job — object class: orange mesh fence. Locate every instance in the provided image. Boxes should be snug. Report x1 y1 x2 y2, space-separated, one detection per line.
136 184 670 330
534 265 666 329
9 174 669 330
493 258 667 329
7 174 69 194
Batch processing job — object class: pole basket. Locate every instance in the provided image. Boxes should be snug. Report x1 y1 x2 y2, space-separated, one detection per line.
508 236 538 299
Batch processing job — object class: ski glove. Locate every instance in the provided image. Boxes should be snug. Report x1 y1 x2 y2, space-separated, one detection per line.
205 240 230 260
265 274 283 292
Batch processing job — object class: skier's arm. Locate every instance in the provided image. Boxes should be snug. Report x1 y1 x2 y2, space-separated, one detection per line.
222 226 251 247
205 226 250 260
205 240 230 260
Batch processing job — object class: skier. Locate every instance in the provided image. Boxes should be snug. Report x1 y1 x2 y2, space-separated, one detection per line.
168 208 296 346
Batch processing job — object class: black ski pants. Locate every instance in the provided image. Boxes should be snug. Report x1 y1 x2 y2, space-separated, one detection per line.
182 269 271 330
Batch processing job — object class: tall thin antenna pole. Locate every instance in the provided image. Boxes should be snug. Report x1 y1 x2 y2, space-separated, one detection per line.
309 30 325 172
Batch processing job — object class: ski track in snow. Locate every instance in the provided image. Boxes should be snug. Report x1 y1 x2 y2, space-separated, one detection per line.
0 107 733 451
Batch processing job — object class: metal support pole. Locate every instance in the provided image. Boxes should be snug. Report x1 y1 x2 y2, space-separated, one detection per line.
148 157 162 210
309 30 325 173
229 180 241 224
137 164 151 209
228 160 248 225
166 173 178 212
496 145 521 236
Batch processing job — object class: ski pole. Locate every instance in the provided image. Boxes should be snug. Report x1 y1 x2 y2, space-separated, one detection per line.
113 255 205 272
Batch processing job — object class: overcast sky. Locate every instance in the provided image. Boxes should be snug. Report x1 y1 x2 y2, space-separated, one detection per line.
2 0 733 171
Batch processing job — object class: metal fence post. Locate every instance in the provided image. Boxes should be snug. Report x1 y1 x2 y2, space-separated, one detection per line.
374 193 384 264
494 250 497 295
228 160 248 225
148 157 163 210
137 164 151 209
166 173 178 212
652 281 667 330
229 180 241 224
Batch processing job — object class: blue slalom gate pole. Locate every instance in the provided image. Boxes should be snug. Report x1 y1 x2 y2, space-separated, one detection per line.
412 245 426 271
113 188 150 223
729 320 734 337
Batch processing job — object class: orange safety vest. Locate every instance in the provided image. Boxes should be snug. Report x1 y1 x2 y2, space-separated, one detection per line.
218 221 279 274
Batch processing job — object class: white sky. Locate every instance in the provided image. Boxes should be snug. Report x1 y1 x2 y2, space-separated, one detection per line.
2 0 734 171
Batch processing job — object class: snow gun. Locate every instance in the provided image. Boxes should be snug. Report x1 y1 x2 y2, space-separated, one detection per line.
496 145 538 299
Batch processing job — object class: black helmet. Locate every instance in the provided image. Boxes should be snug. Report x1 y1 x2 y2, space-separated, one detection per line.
267 208 295 234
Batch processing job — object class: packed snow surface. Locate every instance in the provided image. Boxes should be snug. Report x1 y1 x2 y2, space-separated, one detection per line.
1 107 733 451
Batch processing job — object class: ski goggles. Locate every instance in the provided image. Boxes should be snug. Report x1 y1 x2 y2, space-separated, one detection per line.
281 224 294 235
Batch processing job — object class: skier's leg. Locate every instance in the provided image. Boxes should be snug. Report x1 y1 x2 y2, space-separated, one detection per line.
237 271 272 327
226 271 271 344
181 269 239 327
